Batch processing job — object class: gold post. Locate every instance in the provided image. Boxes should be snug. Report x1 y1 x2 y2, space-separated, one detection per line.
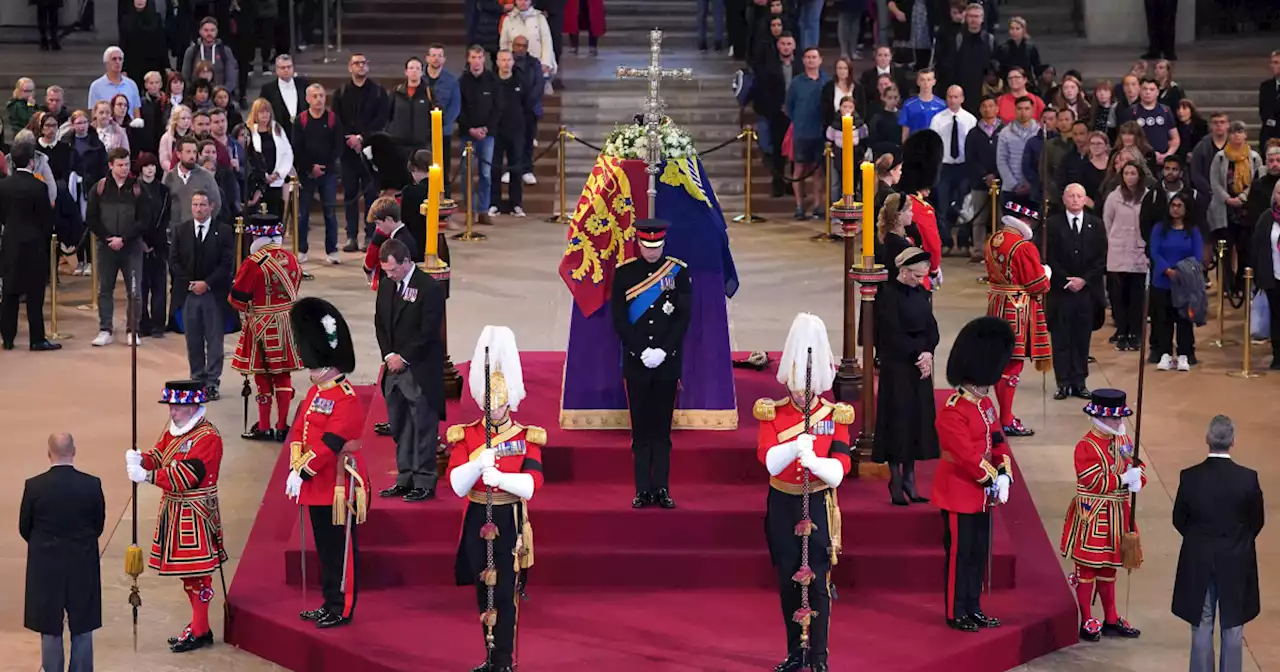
811 143 839 242
732 128 764 223
547 126 569 224
234 216 245 268
47 235 70 340
977 179 999 284
1227 268 1264 379
1208 240 1236 347
289 177 300 256
78 235 100 312
453 141 486 241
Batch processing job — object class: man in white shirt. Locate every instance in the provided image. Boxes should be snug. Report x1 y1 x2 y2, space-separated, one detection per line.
169 191 234 399
1044 184 1107 399
259 54 310 139
929 85 977 254
87 46 141 115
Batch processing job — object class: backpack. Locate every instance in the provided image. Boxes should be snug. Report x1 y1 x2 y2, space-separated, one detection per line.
95 177 141 198
955 31 995 53
299 109 336 129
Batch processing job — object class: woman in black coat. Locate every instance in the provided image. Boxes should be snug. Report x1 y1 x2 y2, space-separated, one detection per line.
31 0 63 51
119 0 171 84
873 246 940 506
1251 185 1280 369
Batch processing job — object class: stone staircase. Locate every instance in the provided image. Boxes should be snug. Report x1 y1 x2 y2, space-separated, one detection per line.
999 0 1081 37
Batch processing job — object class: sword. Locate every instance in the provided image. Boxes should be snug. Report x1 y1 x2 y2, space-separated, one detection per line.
300 503 308 608
339 457 357 594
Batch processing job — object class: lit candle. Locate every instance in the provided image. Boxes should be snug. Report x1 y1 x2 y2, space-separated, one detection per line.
860 161 875 261
841 115 854 200
426 165 442 258
431 108 443 173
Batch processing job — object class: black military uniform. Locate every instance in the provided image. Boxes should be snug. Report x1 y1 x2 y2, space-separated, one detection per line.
610 219 691 509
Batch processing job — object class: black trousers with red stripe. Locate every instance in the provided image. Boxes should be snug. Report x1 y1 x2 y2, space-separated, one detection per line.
455 501 524 668
940 509 990 620
765 488 832 664
309 505 359 619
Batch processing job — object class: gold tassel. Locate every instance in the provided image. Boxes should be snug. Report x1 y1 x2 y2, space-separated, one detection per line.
825 490 843 565
124 544 145 578
354 485 368 525
332 486 346 525
1121 531 1143 570
519 506 535 570
1035 357 1053 373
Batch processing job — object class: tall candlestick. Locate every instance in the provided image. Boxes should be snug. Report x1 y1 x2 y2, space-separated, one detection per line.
860 162 875 262
431 108 443 175
426 164 442 258
841 115 854 199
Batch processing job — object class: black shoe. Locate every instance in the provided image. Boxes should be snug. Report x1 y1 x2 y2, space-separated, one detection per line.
30 340 62 351
380 484 412 498
809 663 828 672
1184 352 1198 366
698 39 708 52
888 463 908 506
374 421 392 436
491 667 513 672
1270 360 1280 371
1003 418 1035 437
1108 331 1121 344
1054 386 1070 400
1101 618 1141 638
166 624 193 645
170 629 214 652
206 387 221 401
1140 50 1160 59
902 462 929 503
273 425 290 441
2 342 12 350
632 491 652 508
342 239 360 253
315 612 351 628
1147 351 1161 364
969 611 1001 628
653 488 676 509
714 41 723 52
241 423 275 441
299 607 329 622
1125 336 1141 352
946 616 979 632
1079 618 1102 642
403 487 435 502
470 663 493 672
773 652 804 672
1072 386 1091 400
1164 51 1177 61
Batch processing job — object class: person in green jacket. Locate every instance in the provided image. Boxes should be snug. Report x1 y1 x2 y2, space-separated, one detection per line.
7 78 38 141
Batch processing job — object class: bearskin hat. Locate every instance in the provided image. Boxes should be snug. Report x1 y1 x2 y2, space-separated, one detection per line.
290 297 356 373
895 129 943 196
945 316 1015 387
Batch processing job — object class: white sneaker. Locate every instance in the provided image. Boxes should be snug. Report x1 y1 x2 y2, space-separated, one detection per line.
92 331 113 347
533 138 539 148
501 171 510 184
1176 355 1191 371
126 332 141 346
1156 353 1173 371
487 206 500 217
544 81 555 96
326 253 342 265
73 262 86 276
298 253 309 263
521 173 537 185
513 206 526 217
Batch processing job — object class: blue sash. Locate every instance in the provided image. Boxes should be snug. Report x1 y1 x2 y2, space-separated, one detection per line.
626 260 681 324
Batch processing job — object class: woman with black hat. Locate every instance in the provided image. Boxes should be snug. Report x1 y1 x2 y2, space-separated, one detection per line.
874 247 940 505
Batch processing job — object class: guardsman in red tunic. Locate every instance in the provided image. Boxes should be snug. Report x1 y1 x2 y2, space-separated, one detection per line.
229 214 304 441
283 297 372 629
932 317 1015 633
897 130 944 289
445 326 544 672
984 201 1052 437
125 380 227 653
1061 389 1145 642
754 314 852 672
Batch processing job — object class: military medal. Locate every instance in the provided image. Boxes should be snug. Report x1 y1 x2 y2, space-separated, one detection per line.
662 300 674 315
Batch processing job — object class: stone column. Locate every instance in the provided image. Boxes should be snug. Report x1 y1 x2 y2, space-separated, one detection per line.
1083 0 1195 47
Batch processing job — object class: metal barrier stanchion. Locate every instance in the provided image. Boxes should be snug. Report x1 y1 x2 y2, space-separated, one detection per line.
78 235 99 313
322 0 333 63
234 216 245 268
453 141 486 241
1208 240 1236 347
47 235 70 340
288 177 314 280
288 0 296 58
546 126 569 224
336 0 343 53
976 178 999 284
732 127 765 223
812 142 839 242
1227 268 1263 379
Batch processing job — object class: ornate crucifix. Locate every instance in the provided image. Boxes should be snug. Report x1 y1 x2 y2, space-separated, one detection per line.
616 29 694 214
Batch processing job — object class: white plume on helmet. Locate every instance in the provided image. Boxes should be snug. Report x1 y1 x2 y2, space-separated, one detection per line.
469 325 526 411
777 313 836 395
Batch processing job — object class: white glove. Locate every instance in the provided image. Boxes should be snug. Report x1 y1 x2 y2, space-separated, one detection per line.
285 470 303 500
126 464 149 484
478 448 497 469
931 267 944 288
996 474 1010 504
493 472 535 500
1121 467 1143 493
639 348 658 368
765 440 801 476
449 457 486 498
482 467 503 488
799 454 846 488
129 117 145 129
795 433 815 461
649 348 667 367
1042 264 1053 281
362 146 374 160
125 449 143 468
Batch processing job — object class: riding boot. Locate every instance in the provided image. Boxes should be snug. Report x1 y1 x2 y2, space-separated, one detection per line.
902 460 929 503
888 463 907 506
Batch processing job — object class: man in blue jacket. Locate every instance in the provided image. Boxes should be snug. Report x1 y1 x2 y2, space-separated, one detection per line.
512 35 546 188
426 44 462 199
784 47 829 221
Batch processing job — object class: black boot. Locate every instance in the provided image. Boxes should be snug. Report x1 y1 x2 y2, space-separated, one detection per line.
902 461 929 503
170 629 214 652
888 463 908 506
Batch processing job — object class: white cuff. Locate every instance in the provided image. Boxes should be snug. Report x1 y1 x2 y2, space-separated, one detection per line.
497 473 535 500
383 352 398 362
1043 264 1053 281
765 441 800 476
804 456 846 489
450 459 485 498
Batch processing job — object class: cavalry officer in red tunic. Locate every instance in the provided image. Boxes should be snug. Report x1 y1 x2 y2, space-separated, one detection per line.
754 313 853 672
283 297 372 629
1061 388 1145 642
932 316 1016 633
229 213 304 441
445 326 544 672
984 201 1052 437
124 380 227 653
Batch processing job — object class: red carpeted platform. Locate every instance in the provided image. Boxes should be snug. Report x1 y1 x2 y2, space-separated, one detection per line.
225 353 1078 671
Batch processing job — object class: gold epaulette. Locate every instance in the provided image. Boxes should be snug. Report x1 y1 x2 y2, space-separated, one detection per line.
667 256 687 267
946 392 961 407
446 420 478 445
525 425 547 445
823 399 854 425
617 257 636 267
753 397 782 421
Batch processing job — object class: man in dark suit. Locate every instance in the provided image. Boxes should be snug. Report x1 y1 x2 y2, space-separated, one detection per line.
1261 52 1280 148
375 237 445 502
1045 183 1106 400
258 53 309 139
752 32 795 199
169 190 235 399
0 141 61 352
21 432 105 672
860 45 914 110
1172 415 1264 672
610 219 691 510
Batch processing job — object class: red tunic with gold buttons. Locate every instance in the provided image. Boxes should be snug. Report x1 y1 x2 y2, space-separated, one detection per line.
229 243 304 374
142 417 227 576
908 193 943 277
984 228 1051 362
754 397 854 487
445 420 547 499
1060 428 1146 568
931 390 1013 514
290 376 371 506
